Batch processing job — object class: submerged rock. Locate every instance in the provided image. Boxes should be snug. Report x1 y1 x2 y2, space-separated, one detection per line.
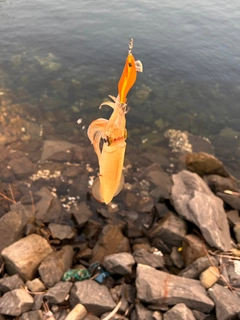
171 170 231 251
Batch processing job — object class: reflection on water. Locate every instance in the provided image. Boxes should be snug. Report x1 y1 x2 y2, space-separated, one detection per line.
0 0 240 205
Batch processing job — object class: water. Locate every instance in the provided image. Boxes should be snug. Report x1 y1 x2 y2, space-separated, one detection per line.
1 0 240 177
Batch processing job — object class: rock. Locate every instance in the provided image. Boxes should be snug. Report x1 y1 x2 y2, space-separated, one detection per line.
0 207 31 253
65 303 87 320
136 264 214 313
35 187 69 224
234 224 240 243
170 247 184 269
208 283 240 320
0 274 24 293
25 278 45 292
48 150 73 162
103 252 135 275
185 152 233 179
226 261 240 287
164 303 196 320
135 301 154 320
90 225 130 263
45 281 73 304
200 266 220 289
179 256 218 279
217 192 240 211
48 223 76 240
182 234 207 266
31 294 44 311
19 310 43 320
40 140 79 162
71 201 93 228
82 220 101 240
1 234 53 280
171 170 231 251
133 248 165 269
227 210 240 226
149 211 187 249
69 280 116 316
38 245 74 287
203 174 239 194
8 157 34 178
0 288 34 316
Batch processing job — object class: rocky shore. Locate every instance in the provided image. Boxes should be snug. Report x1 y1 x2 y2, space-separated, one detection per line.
0 133 240 320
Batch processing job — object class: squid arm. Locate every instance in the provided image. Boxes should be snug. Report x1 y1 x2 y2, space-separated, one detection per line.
87 118 108 161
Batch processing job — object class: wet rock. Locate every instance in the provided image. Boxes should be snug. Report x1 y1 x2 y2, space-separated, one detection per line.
170 247 184 269
26 278 45 292
19 310 43 320
82 220 101 240
38 245 74 287
133 248 165 269
227 210 240 226
0 288 34 316
185 152 233 179
35 187 68 224
203 174 239 194
136 264 214 313
40 140 81 162
171 170 231 251
103 252 135 275
200 266 220 289
71 201 93 228
208 283 240 320
8 157 34 178
48 223 76 240
179 256 218 279
217 191 240 211
1 234 53 280
182 234 208 266
65 303 87 320
45 281 73 304
164 303 195 320
0 274 24 293
69 280 116 316
125 221 144 239
0 209 27 253
149 211 187 249
48 150 73 162
90 225 130 263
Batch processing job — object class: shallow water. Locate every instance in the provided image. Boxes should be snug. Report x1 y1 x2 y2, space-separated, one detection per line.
1 0 240 178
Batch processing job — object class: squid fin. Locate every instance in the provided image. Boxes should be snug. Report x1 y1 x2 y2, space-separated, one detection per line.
91 172 125 204
91 176 104 203
87 118 108 160
114 172 125 196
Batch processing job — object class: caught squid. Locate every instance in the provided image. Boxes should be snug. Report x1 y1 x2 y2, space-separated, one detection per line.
87 38 143 204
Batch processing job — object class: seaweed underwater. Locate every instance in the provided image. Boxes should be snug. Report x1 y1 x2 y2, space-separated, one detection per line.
87 38 143 204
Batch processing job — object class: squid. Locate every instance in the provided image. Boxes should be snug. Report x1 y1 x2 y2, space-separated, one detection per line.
87 38 143 204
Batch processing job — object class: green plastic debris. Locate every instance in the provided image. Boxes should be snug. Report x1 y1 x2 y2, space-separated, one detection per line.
62 268 90 282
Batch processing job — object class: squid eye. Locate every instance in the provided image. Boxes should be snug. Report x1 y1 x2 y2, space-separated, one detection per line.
128 62 132 67
103 136 110 146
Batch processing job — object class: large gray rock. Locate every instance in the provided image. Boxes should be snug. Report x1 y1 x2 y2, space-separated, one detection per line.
69 280 116 316
103 252 135 275
171 170 231 251
40 140 80 162
38 245 74 287
1 234 53 281
48 223 76 240
208 283 240 320
19 310 43 320
164 303 196 320
136 264 214 313
0 288 34 316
